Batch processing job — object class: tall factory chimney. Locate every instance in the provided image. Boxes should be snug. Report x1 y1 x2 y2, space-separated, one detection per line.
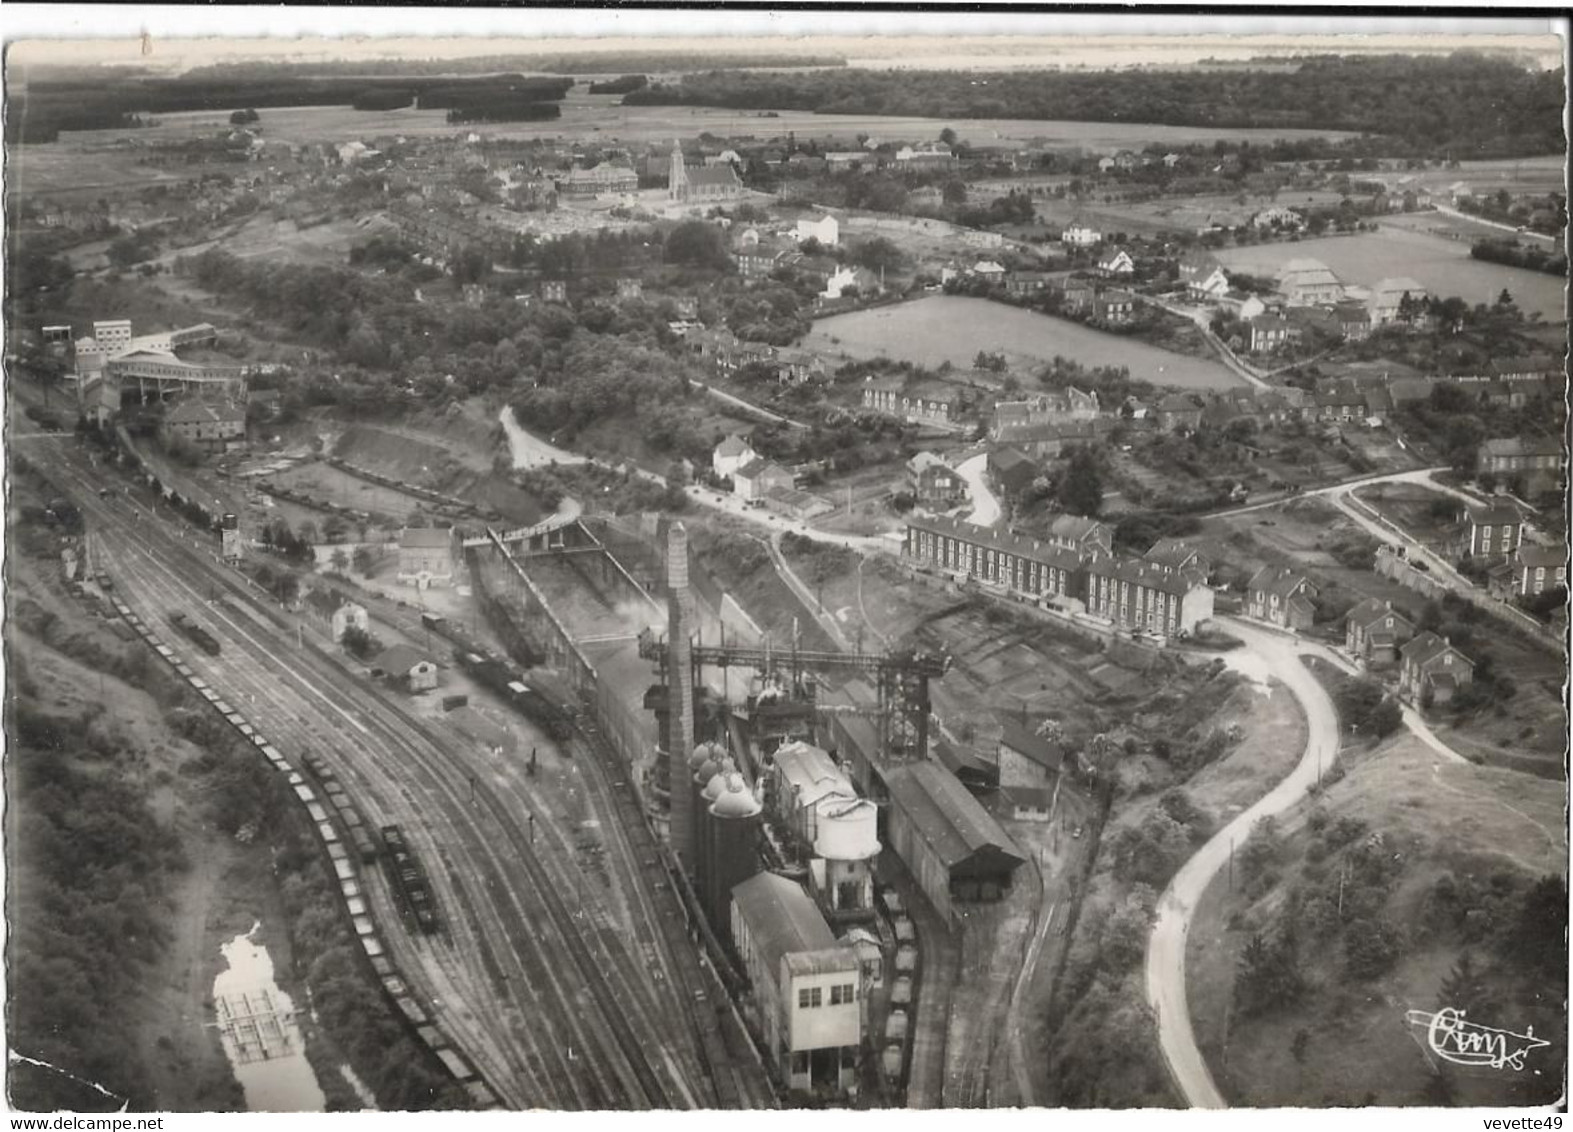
666 522 698 870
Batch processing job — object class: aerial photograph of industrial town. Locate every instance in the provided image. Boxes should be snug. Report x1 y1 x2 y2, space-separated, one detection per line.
2 9 1567 1121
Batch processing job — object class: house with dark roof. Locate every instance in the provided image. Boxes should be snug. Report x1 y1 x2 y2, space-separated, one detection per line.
713 433 759 480
907 451 967 509
1144 537 1210 579
881 761 1025 921
161 398 247 454
1315 381 1368 423
729 872 861 1096
370 643 439 692
1093 289 1136 325
1490 543 1568 598
1464 502 1523 560
1045 513 1113 556
1156 393 1203 434
1248 313 1295 354
1399 631 1473 706
997 716 1067 790
301 586 368 643
1344 598 1414 669
1477 437 1564 482
987 447 1041 497
1179 252 1229 301
733 459 795 503
1247 565 1317 630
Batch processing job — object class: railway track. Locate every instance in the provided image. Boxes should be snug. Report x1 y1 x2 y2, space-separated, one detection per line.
27 439 705 1109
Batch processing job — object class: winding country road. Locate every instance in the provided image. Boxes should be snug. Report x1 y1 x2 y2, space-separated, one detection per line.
1145 616 1341 1108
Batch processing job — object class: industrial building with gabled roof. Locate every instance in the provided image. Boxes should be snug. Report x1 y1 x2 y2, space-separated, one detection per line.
881 761 1025 922
730 871 862 1096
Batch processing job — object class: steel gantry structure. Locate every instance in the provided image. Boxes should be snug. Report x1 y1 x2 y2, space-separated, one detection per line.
636 626 951 761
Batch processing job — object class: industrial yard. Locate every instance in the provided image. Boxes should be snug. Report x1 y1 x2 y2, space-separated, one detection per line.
5 18 1567 1122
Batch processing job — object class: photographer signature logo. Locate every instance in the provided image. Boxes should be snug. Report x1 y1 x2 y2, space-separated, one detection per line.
1406 1007 1550 1071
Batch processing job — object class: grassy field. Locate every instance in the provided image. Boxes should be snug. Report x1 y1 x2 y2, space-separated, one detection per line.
1213 225 1568 322
1186 730 1566 1108
805 295 1244 389
6 141 205 200
38 98 1360 154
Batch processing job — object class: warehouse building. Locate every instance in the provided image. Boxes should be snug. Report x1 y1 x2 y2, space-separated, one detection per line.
881 761 1025 922
731 872 863 1097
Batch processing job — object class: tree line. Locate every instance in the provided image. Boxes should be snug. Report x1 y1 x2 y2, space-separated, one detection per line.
623 53 1565 158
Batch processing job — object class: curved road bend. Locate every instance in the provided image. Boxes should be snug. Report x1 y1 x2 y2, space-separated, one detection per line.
1145 616 1340 1109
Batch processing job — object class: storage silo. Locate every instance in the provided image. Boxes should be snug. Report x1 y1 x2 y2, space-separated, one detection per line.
690 744 724 900
697 756 737 919
706 772 762 939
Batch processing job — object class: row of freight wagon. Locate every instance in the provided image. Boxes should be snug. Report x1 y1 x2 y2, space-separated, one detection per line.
106 586 495 1107
419 611 577 741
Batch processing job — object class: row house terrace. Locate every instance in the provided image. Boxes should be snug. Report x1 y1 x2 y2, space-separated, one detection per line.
904 514 1086 605
1083 554 1214 636
903 514 1211 635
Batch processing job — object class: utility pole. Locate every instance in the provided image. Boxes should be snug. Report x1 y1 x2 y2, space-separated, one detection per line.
1228 836 1235 892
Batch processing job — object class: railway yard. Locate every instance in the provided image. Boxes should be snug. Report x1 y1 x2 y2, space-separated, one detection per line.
15 431 773 1111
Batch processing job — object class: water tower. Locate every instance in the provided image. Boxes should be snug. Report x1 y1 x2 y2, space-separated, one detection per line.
812 796 880 920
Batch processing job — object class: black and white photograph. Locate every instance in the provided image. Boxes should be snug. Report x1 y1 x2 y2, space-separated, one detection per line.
1 7 1567 1120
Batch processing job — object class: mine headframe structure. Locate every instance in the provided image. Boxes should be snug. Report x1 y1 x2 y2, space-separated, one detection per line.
636 626 950 761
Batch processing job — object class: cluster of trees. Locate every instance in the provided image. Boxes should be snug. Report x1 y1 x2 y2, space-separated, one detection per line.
1107 789 1213 888
8 70 579 141
956 189 1035 229
1331 675 1404 739
624 53 1565 157
586 74 648 95
7 700 189 1110
351 89 414 111
1395 357 1557 475
416 77 573 108
1470 238 1569 277
445 102 562 125
721 283 808 344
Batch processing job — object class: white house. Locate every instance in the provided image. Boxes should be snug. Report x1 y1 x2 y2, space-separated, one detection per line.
972 260 1006 278
1061 219 1101 248
796 214 840 247
822 265 859 300
1096 247 1135 276
713 434 759 480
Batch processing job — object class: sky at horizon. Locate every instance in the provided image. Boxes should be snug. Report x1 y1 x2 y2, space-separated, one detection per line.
3 10 1566 74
